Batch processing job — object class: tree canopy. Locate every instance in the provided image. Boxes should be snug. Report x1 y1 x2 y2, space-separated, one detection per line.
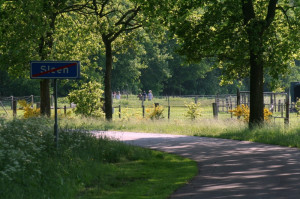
1 0 299 125
155 0 300 126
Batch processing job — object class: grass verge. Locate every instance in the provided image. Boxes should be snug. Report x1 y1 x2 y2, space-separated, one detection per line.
59 117 300 149
0 118 197 199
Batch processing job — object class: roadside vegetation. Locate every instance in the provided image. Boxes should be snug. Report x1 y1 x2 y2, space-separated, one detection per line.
2 95 300 199
0 118 197 199
60 116 300 149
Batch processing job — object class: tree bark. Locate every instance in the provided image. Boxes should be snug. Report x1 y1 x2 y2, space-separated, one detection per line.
247 19 266 128
38 14 56 117
249 51 264 127
242 0 278 128
103 37 113 120
40 79 51 117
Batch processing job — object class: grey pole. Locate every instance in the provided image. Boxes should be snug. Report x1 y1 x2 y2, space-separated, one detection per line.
54 79 58 148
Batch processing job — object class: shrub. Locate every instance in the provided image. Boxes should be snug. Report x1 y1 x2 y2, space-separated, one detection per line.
230 104 272 122
18 100 40 118
147 105 164 120
184 102 201 120
68 81 104 117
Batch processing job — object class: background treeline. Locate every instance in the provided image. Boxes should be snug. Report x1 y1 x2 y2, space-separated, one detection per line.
2 48 299 97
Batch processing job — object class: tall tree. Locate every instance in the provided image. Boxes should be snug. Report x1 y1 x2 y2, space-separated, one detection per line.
155 0 299 127
86 0 143 120
35 0 88 116
0 0 88 116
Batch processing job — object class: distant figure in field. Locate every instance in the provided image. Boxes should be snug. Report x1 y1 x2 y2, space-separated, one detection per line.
142 91 147 101
112 91 116 99
116 91 121 100
148 90 153 101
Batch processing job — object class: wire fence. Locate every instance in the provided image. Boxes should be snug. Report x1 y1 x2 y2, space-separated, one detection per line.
1 93 297 124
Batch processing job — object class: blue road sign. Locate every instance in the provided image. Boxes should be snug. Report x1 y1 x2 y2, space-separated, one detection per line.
30 61 80 79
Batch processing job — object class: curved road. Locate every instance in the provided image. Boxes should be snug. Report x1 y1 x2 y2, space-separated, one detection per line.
95 131 300 199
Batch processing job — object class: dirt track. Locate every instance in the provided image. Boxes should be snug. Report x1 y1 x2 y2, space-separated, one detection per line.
95 131 300 199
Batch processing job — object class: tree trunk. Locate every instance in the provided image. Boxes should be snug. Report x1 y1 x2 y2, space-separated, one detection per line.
40 79 51 117
104 38 113 120
248 23 265 128
241 0 277 128
249 52 264 127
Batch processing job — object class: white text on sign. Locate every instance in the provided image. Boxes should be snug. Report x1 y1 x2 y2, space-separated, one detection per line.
41 65 69 74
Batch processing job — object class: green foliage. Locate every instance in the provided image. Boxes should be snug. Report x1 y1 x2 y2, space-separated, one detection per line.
164 0 300 82
0 118 197 199
147 105 164 120
185 102 201 120
154 0 300 125
296 98 300 116
18 100 40 118
68 82 104 117
0 118 54 198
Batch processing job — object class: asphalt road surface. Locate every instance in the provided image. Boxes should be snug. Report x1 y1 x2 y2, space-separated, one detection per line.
95 131 300 199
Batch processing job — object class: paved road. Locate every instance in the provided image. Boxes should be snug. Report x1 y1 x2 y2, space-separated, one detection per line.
95 131 300 199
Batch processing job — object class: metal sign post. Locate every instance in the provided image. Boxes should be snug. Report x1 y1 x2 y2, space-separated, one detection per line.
54 79 58 148
30 61 80 148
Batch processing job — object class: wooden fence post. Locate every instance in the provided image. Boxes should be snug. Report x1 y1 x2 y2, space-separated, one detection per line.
212 103 218 119
142 105 145 118
237 88 241 119
168 106 170 120
237 88 240 106
11 96 14 110
230 103 233 118
285 91 289 127
64 106 67 116
274 94 277 112
119 105 121 118
31 95 34 105
13 100 17 117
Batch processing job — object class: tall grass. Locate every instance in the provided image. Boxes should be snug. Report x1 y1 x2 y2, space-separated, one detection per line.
60 116 300 149
0 117 197 199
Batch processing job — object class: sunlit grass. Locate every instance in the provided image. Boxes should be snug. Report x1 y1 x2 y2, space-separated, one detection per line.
59 113 300 150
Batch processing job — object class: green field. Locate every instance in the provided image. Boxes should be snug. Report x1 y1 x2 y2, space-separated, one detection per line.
1 94 298 126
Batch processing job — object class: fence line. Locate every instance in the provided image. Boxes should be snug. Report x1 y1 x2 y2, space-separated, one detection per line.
0 93 296 125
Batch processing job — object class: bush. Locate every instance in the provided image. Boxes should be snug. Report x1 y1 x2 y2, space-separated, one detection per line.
68 81 104 117
147 105 164 120
230 104 272 122
18 100 40 118
185 102 201 120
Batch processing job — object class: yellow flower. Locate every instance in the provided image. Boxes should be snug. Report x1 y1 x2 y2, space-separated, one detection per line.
230 105 272 122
